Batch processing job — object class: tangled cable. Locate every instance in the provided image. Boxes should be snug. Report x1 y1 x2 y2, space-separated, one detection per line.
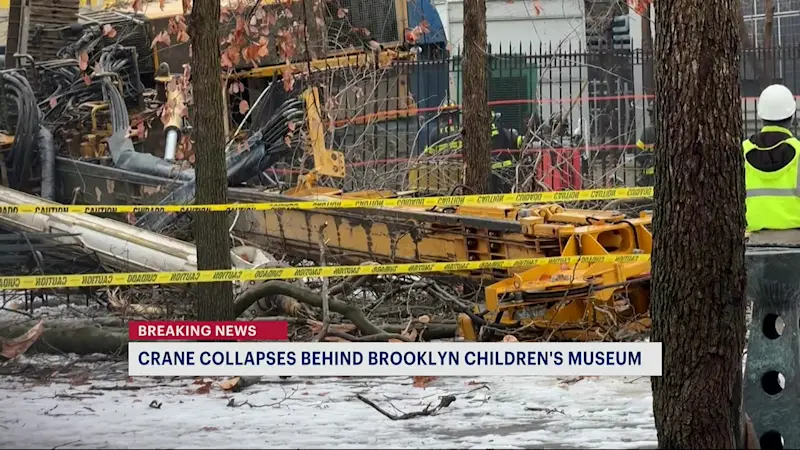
38 31 143 136
2 70 42 190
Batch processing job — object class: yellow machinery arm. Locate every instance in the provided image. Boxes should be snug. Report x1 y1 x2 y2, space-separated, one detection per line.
284 87 346 197
465 214 652 341
229 188 653 341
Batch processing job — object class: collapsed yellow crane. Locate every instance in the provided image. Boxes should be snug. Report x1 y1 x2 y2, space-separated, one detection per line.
3 0 653 342
230 178 653 341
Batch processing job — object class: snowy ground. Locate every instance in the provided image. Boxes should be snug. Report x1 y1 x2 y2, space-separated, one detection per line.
0 356 657 449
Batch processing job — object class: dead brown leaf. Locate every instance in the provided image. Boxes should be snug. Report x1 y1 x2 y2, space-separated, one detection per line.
558 376 596 387
101 24 118 38
276 296 303 316
69 372 91 387
78 53 89 71
308 320 357 339
412 376 438 388
402 328 418 341
218 377 241 391
1 320 44 360
195 382 212 394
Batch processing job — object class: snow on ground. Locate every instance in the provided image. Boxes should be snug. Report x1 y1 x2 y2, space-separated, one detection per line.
0 356 657 449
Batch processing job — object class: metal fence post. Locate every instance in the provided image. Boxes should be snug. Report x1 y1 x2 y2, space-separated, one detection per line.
744 247 800 450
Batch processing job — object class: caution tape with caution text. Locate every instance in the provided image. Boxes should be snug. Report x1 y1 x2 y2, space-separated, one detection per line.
0 254 651 290
0 187 654 214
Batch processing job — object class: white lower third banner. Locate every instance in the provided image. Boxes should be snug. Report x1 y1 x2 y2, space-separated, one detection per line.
128 342 663 377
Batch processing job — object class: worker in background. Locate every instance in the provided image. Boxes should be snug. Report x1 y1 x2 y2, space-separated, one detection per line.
422 104 522 192
635 101 656 187
423 103 462 156
744 84 800 231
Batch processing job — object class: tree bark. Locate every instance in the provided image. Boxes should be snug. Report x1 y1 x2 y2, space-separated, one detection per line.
0 320 129 356
462 0 490 194
739 6 766 90
189 0 235 320
641 5 654 97
651 0 748 448
762 0 775 87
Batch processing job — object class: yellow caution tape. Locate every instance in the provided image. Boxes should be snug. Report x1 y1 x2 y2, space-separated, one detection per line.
0 254 651 290
0 187 653 214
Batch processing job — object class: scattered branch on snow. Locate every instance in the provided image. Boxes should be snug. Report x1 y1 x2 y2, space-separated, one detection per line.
356 393 456 420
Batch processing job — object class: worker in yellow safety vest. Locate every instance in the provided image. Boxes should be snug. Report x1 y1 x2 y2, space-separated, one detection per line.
423 104 521 171
744 84 800 231
635 101 656 186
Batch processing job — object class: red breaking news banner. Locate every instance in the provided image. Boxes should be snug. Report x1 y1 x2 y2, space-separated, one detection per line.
129 321 289 341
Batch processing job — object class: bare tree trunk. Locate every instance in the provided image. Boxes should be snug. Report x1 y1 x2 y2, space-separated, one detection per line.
739 8 765 89
641 5 654 97
189 0 235 320
462 0 490 194
762 0 775 87
651 0 747 447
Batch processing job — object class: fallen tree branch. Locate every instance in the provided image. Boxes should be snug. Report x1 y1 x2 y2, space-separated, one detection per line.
365 280 434 317
0 320 128 356
1 320 44 360
381 323 457 341
235 281 460 340
0 315 458 357
356 393 456 420
329 274 371 297
314 230 331 342
0 317 127 328
234 280 385 335
326 330 411 342
426 284 473 311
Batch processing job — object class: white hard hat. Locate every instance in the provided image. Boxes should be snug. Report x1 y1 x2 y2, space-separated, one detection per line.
757 84 797 121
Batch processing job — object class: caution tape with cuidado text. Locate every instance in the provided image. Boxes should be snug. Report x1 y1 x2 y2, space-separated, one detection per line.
0 187 654 214
0 254 651 290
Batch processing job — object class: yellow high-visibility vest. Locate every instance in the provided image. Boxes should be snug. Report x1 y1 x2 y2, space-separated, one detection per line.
491 159 513 169
744 125 800 231
637 138 654 175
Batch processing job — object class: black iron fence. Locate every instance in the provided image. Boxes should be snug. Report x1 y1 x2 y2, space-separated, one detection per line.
271 44 800 193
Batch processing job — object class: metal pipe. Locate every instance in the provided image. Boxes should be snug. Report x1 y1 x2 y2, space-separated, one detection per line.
0 186 276 291
37 126 56 200
164 129 179 161
163 86 184 162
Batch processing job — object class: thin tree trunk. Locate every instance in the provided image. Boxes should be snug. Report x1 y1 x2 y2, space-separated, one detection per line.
738 3 768 90
641 4 654 97
762 0 775 87
651 0 747 447
189 0 235 320
462 0 490 194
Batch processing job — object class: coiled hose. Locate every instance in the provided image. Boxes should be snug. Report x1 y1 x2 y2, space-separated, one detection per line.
3 70 42 191
136 95 305 232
